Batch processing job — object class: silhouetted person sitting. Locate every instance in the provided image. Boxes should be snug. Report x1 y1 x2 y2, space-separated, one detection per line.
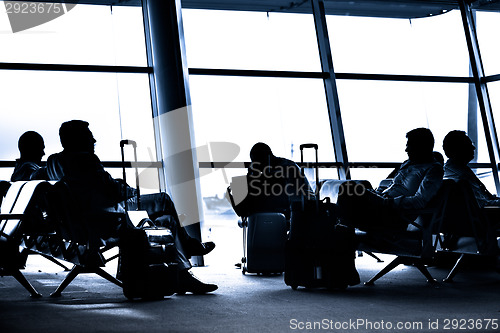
46 120 217 294
443 130 500 207
11 131 48 181
337 128 444 231
232 142 314 218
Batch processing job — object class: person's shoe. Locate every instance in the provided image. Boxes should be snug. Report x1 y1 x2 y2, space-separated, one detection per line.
177 270 218 294
186 239 216 257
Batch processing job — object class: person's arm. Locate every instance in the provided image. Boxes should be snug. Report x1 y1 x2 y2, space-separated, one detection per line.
392 164 444 210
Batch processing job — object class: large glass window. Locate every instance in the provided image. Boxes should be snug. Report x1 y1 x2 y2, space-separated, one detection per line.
326 11 469 76
189 75 334 197
0 71 154 161
0 3 157 191
182 9 321 72
476 11 500 76
338 81 470 162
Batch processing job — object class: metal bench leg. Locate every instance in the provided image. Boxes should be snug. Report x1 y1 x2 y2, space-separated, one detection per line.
34 251 72 271
365 251 384 262
11 270 42 298
443 253 465 283
365 256 403 286
50 265 82 297
414 262 437 283
94 267 123 288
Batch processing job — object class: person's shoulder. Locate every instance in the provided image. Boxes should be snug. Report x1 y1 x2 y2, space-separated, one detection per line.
277 157 299 167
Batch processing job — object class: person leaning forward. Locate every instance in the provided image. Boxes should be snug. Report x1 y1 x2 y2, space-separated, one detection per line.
46 120 217 294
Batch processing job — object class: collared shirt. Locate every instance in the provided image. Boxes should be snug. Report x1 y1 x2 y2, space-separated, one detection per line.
444 159 500 208
383 160 443 210
11 159 48 181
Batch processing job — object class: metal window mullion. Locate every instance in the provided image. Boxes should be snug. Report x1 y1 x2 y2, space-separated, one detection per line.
311 0 349 180
142 0 167 192
459 0 500 193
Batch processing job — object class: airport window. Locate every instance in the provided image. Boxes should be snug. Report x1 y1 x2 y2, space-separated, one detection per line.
0 4 146 66
326 11 469 77
476 11 500 76
0 3 158 191
188 75 334 196
182 9 321 72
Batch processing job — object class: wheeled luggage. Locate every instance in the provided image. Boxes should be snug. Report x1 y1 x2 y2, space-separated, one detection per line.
241 212 287 275
284 143 360 290
118 140 178 300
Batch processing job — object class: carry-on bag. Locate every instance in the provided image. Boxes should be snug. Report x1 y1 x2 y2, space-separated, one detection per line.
284 143 360 290
240 212 287 275
118 140 178 300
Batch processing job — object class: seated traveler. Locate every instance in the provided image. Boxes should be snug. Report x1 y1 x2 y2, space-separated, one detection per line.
11 131 48 181
443 130 500 207
443 130 500 231
46 120 217 294
230 142 315 218
337 127 444 231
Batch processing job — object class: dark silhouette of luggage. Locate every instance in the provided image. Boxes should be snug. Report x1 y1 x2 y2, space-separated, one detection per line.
240 212 287 275
119 218 178 300
284 144 360 290
118 140 178 300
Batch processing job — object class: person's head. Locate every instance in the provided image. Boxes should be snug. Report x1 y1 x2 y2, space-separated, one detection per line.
18 131 45 162
59 120 96 153
443 130 475 164
250 142 274 168
405 127 435 162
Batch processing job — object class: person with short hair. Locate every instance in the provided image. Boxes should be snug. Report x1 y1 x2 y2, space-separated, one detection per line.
443 130 500 207
11 131 48 181
47 120 217 294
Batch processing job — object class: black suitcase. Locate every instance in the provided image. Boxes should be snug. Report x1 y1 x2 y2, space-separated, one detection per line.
118 140 178 300
284 144 360 290
241 212 287 275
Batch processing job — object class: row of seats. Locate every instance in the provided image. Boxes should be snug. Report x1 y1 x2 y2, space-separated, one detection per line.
319 178 500 284
0 180 123 298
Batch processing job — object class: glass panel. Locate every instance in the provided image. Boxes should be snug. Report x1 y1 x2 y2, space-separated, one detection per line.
337 80 474 164
182 9 321 72
326 10 470 76
476 11 500 76
0 70 156 183
0 3 147 66
189 75 333 197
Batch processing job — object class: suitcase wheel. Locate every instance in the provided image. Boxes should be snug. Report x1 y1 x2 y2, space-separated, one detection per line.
291 285 298 290
242 267 247 275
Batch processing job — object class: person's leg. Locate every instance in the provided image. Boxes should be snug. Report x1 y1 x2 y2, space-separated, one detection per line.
127 193 215 257
164 217 218 294
337 181 403 230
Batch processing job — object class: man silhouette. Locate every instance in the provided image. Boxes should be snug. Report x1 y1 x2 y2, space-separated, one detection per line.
337 128 443 230
46 120 217 294
11 131 48 181
443 130 500 207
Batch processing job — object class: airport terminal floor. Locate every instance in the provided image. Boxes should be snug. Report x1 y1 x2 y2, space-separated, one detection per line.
1 214 499 333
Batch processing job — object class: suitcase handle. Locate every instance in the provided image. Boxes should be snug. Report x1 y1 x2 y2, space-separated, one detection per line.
120 139 137 148
120 139 141 210
299 143 320 196
299 143 318 150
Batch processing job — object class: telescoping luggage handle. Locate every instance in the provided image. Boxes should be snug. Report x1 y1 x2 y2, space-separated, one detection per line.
299 143 320 196
120 139 141 211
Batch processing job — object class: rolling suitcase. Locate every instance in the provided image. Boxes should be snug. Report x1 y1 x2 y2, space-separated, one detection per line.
118 140 178 300
241 212 287 275
284 143 360 290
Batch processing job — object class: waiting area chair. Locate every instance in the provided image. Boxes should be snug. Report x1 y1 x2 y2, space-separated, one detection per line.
46 179 124 297
0 180 53 297
434 179 499 282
